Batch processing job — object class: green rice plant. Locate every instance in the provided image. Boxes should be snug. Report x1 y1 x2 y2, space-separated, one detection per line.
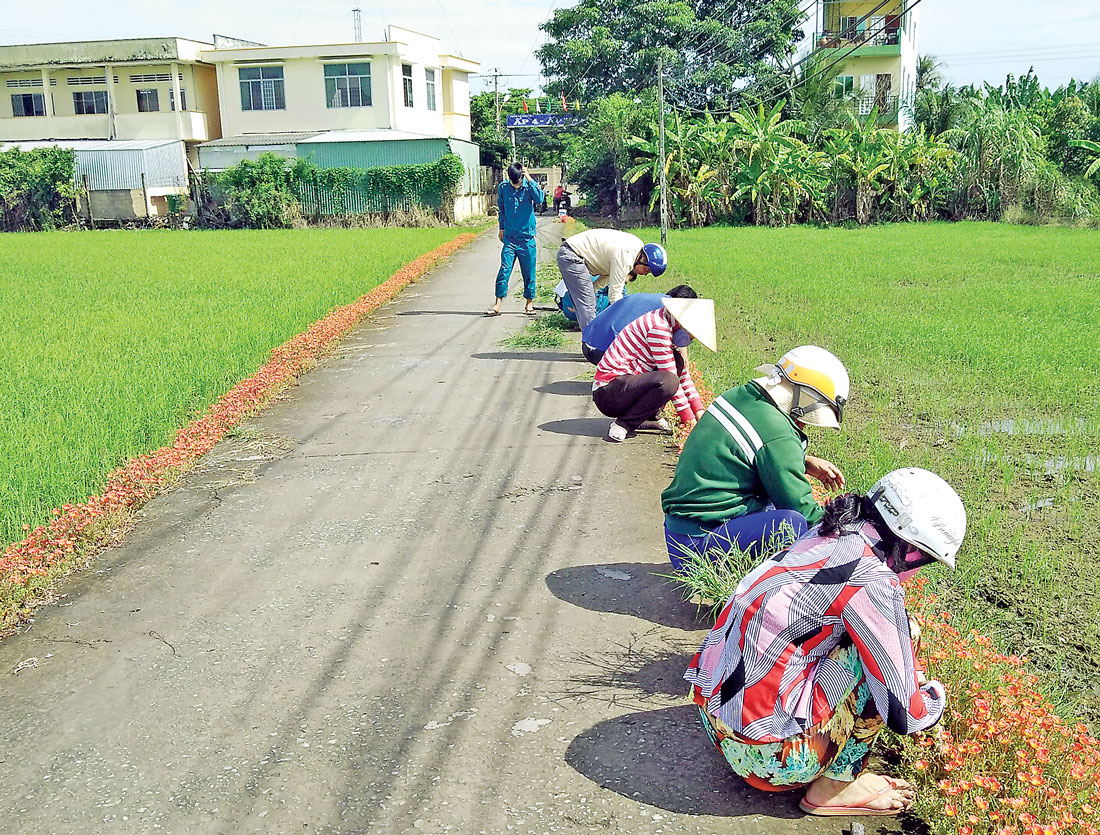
0 227 467 548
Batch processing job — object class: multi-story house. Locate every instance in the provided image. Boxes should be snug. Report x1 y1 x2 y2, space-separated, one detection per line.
196 26 483 217
0 27 483 220
0 37 222 158
810 0 919 130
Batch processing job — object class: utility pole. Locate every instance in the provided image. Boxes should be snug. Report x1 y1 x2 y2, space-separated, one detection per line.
511 129 517 161
492 68 502 139
657 53 669 247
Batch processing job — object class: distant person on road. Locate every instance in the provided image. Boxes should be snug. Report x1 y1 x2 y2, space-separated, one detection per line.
686 467 965 817
556 229 667 331
593 297 716 443
553 183 564 214
661 346 849 569
580 284 698 365
486 162 544 318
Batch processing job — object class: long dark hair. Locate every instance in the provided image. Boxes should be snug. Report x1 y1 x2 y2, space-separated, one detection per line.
820 492 912 573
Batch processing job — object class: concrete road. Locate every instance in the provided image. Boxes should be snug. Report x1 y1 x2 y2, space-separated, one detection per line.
0 219 898 834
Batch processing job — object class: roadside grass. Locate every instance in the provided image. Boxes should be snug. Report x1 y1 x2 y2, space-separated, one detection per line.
628 221 1100 723
0 227 467 550
513 260 563 306
502 258 578 350
499 313 573 350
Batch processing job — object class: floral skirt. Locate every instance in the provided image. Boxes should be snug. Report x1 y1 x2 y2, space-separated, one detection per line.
695 643 885 792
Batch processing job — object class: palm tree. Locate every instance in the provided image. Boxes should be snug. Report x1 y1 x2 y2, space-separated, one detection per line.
915 55 944 93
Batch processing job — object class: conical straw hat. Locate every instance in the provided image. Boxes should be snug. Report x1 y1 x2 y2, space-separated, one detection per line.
662 297 717 352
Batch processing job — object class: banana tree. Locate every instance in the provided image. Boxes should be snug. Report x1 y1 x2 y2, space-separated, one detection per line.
1069 138 1100 177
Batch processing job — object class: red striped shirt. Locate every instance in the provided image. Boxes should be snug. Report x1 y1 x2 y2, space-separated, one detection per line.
593 308 703 424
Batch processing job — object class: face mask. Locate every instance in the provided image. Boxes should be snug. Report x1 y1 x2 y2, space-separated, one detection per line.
672 328 693 347
896 546 935 581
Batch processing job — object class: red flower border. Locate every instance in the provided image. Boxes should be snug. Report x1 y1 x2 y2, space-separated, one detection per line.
0 232 478 628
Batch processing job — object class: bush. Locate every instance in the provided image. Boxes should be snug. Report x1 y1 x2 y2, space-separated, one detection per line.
206 153 466 228
0 147 78 232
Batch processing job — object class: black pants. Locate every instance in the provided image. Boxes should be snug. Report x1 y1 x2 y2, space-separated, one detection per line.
592 371 679 431
581 342 604 365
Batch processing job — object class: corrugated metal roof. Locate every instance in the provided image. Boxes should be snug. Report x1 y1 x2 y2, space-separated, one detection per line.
1 139 181 152
198 132 320 148
1 139 187 189
304 130 441 143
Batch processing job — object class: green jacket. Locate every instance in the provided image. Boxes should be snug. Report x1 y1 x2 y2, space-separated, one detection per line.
661 381 824 531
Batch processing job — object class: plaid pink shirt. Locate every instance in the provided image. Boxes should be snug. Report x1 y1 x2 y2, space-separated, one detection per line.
685 521 946 743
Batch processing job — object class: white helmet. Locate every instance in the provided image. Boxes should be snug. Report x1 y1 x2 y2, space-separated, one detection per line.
756 346 849 429
868 468 967 569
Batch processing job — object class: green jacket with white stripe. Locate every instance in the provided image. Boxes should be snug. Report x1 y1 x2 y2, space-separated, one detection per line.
661 381 824 529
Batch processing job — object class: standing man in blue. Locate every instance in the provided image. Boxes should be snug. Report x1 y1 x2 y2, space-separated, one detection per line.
486 162 544 318
580 284 699 364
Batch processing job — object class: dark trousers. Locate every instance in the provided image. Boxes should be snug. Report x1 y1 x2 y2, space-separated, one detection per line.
581 342 604 365
592 371 679 431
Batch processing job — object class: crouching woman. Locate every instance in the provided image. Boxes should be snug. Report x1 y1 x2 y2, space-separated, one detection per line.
592 297 716 443
685 468 966 817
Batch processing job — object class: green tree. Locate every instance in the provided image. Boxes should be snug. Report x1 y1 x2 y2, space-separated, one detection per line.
536 0 805 110
915 54 944 94
1044 95 1093 175
566 93 657 215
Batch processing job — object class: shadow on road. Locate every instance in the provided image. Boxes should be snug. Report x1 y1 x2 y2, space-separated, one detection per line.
565 704 807 819
397 310 494 317
473 351 586 363
534 380 591 397
545 562 709 631
538 418 611 438
553 631 695 709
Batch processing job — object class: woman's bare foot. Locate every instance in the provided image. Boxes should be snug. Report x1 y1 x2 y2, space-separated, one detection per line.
802 772 914 815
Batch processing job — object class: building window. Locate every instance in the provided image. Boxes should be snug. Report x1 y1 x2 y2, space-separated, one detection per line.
68 75 107 86
835 75 854 96
11 93 45 117
239 66 285 111
425 68 437 111
136 89 160 112
170 88 187 111
402 64 413 108
73 90 109 115
324 62 371 108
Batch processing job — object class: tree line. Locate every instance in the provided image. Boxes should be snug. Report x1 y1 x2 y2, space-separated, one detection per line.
471 0 1100 227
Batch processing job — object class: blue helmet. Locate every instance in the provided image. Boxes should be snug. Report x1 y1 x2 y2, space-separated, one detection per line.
643 243 668 276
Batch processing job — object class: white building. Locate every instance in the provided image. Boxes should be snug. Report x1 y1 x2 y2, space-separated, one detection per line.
0 37 221 161
200 27 477 146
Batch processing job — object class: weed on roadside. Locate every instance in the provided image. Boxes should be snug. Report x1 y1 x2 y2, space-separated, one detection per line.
500 313 574 350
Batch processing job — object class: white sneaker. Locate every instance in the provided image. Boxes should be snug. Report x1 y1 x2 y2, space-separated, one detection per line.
607 421 630 442
638 417 672 433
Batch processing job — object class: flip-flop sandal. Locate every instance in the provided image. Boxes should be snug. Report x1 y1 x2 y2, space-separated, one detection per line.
524 307 537 317
484 308 502 317
799 780 911 817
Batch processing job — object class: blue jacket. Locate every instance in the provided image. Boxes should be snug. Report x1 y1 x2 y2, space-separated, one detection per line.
582 293 668 352
498 179 544 237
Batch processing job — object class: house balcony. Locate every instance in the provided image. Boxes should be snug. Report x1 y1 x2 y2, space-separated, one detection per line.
0 110 210 143
815 28 902 56
854 94 900 126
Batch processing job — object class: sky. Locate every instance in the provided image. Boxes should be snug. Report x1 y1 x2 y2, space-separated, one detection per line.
2 0 1100 95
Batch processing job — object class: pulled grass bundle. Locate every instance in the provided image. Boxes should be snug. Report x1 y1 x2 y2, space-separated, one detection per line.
0 232 477 633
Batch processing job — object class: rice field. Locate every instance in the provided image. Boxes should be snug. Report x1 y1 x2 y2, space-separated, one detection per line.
629 221 1100 720
0 227 466 549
